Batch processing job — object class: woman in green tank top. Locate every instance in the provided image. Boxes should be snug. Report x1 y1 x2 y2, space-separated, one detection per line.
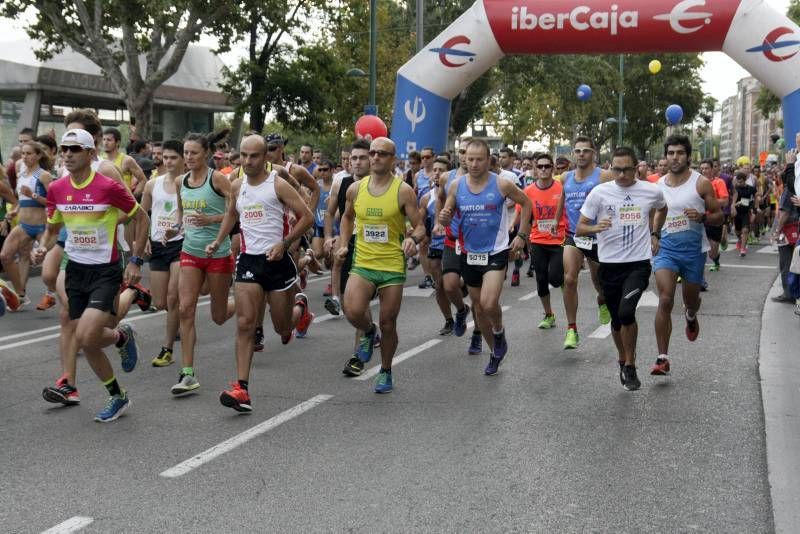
167 133 235 395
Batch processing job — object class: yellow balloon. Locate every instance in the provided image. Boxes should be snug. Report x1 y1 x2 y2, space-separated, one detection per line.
649 59 662 74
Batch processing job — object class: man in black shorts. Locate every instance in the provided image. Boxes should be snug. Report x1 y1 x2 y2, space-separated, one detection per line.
731 172 756 257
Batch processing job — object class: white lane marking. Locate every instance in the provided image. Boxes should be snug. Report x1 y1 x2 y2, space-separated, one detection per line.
757 245 778 254
637 290 659 308
518 292 537 301
313 299 378 324
356 339 442 381
403 286 435 298
41 516 94 534
0 300 212 351
160 394 333 478
0 296 211 343
589 324 611 339
466 305 511 330
718 264 775 270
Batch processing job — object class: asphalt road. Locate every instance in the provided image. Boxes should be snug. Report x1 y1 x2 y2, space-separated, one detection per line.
0 242 782 533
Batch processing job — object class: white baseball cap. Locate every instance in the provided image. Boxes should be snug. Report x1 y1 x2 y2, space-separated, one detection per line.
60 129 95 149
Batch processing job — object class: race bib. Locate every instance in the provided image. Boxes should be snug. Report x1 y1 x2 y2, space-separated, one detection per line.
574 236 593 250
70 228 100 250
466 252 488 266
455 241 462 255
664 214 690 234
156 214 177 231
183 211 200 228
740 198 750 207
618 206 644 226
241 203 265 223
363 224 388 243
537 219 556 233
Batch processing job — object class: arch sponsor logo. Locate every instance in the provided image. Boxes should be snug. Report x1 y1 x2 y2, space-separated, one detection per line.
747 27 800 62
652 0 713 35
429 35 476 68
509 5 639 35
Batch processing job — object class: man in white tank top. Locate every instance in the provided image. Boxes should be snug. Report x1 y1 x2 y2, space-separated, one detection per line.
205 135 314 413
140 139 185 367
651 135 722 378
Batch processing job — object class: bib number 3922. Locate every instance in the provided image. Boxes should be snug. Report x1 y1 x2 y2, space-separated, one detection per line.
363 224 388 243
466 252 488 266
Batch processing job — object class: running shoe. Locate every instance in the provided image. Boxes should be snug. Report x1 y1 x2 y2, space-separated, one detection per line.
36 292 56 310
709 263 720 272
127 283 152 311
735 240 741 251
618 361 625 386
323 283 332 297
720 238 728 251
408 257 420 270
299 268 307 290
374 370 393 393
454 305 470 337
418 275 433 289
94 394 130 422
116 324 138 372
740 248 747 257
685 314 700 342
0 294 5 317
621 365 641 391
511 270 520 287
0 280 21 311
171 374 200 396
254 327 264 352
484 353 503 376
526 267 534 278
324 296 341 316
281 332 294 345
537 314 556 329
151 347 174 367
747 234 757 245
598 304 611 325
356 324 378 362
42 376 81 405
220 383 253 413
374 331 381 348
439 318 454 336
492 330 508 358
342 356 365 376
294 293 314 338
700 280 708 292
650 357 671 376
563 328 579 350
468 332 482 354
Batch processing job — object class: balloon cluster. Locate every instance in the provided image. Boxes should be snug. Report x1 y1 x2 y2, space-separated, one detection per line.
354 115 388 140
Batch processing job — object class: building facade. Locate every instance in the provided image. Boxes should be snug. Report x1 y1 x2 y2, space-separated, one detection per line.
718 76 783 165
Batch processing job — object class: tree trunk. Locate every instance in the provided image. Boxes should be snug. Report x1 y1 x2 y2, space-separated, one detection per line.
230 111 244 149
128 95 154 141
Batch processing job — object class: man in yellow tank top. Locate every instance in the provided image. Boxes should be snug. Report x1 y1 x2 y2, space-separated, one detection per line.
101 127 147 198
336 137 426 394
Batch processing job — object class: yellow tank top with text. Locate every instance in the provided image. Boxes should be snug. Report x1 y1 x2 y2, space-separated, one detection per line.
103 152 134 190
353 176 406 273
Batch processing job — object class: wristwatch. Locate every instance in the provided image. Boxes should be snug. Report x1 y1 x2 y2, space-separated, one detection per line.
410 235 420 245
128 255 144 267
650 232 660 239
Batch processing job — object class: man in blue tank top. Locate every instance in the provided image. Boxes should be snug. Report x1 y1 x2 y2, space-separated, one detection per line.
440 139 531 376
650 135 722 378
559 136 614 350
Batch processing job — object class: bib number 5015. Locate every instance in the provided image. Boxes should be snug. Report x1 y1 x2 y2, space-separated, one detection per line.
466 252 488 266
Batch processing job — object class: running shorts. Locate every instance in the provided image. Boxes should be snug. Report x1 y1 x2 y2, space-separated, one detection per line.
704 225 723 243
350 266 406 289
235 252 297 292
180 251 234 274
653 249 706 285
564 234 599 263
149 240 183 272
65 261 122 320
461 250 508 288
598 260 651 330
442 245 461 275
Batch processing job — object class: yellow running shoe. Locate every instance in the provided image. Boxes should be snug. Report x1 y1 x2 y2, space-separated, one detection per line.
563 328 579 349
151 347 174 367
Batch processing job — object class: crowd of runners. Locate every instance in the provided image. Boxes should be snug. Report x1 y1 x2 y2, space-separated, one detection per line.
1 109 797 421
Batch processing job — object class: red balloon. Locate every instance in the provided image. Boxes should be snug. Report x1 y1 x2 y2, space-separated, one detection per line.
354 115 388 140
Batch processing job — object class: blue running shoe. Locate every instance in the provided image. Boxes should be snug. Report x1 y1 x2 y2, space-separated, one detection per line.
94 394 130 422
374 369 393 393
484 353 503 375
356 323 377 363
117 324 138 373
468 332 482 354
0 294 6 317
454 304 470 337
493 330 508 358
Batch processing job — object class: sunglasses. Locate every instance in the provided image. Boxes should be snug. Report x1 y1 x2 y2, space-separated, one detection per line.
318 168 330 172
60 145 86 153
369 150 395 158
611 166 636 174
267 145 281 152
537 164 553 170
573 148 595 155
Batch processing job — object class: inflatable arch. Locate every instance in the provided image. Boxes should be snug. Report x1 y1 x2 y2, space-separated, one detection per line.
390 0 800 159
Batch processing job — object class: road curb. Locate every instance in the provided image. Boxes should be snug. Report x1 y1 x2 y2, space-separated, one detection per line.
759 275 800 533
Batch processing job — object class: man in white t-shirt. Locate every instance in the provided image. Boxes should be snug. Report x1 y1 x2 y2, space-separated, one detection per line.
576 146 667 391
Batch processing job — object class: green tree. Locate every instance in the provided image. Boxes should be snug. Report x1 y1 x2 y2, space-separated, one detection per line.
1 0 236 138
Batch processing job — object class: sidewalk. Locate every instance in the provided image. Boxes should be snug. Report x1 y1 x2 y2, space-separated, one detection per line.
760 276 800 533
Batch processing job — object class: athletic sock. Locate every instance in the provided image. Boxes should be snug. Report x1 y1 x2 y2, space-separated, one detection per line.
238 380 249 390
658 353 669 361
181 366 194 377
492 327 504 335
685 309 697 321
46 290 55 297
114 328 128 347
473 329 481 336
380 367 392 374
568 323 577 331
103 376 122 396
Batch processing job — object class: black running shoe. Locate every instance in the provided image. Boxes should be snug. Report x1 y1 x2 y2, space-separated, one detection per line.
621 365 641 391
254 326 264 352
342 356 365 377
439 318 454 336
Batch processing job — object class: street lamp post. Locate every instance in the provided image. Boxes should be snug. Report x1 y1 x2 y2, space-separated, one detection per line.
617 54 625 147
367 0 378 116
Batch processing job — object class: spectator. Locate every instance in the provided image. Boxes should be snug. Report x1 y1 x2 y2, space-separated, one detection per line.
773 152 799 304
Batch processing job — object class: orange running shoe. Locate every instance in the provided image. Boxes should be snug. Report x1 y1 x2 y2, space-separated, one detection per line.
219 382 252 413
0 279 21 311
36 292 57 310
